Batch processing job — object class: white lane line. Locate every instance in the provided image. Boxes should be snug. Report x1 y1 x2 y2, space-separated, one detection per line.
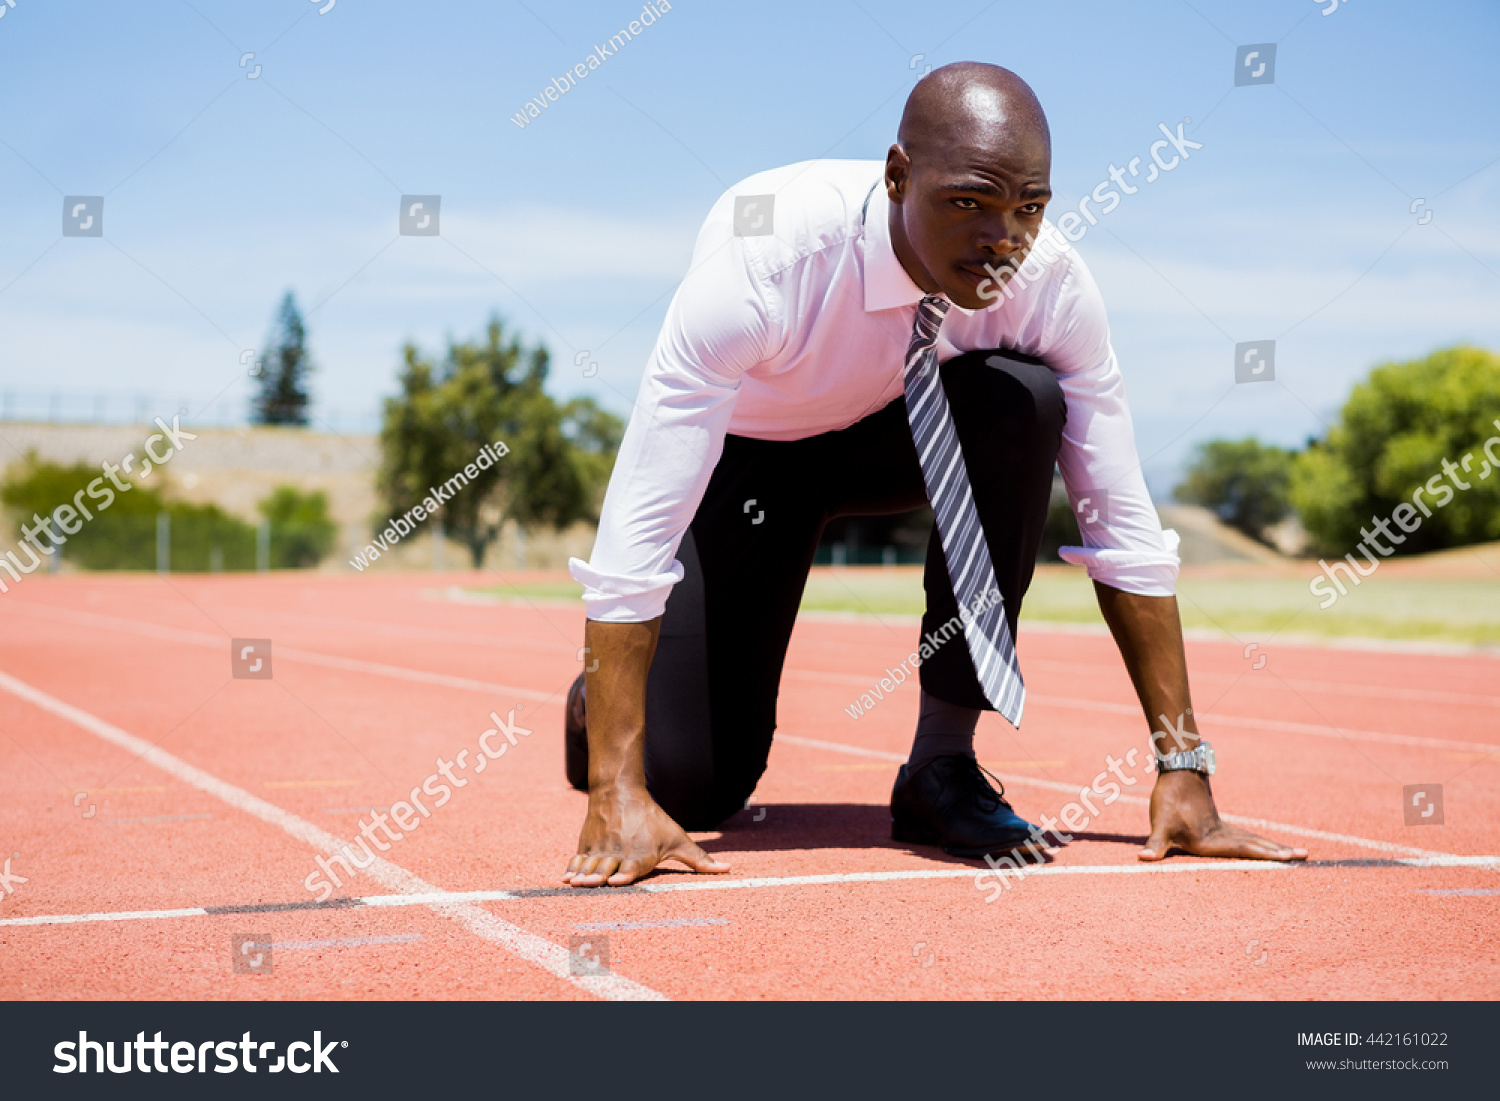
361 890 518 906
1019 618 1500 659
0 907 210 927
637 863 1293 891
1022 658 1500 711
7 603 554 703
206 601 579 658
778 734 907 762
0 892 521 927
13 854 1492 931
1028 694 1500 757
1421 888 1500 896
795 612 1500 658
0 669 662 1001
38 602 1489 756
277 646 555 702
9 854 1497 930
774 734 1475 861
787 669 1500 755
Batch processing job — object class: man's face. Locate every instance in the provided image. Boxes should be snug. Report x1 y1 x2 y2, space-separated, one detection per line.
887 136 1052 311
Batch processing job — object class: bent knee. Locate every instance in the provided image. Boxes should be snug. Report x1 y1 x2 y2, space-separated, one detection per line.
946 348 1066 437
647 755 761 832
990 354 1065 434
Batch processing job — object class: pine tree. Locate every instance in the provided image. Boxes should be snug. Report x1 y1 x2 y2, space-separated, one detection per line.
253 291 314 426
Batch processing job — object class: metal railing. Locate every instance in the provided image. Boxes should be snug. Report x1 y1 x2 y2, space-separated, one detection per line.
0 390 380 434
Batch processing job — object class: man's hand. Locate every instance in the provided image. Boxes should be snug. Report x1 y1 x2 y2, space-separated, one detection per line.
1093 581 1309 863
1139 769 1307 862
563 617 730 887
563 784 729 887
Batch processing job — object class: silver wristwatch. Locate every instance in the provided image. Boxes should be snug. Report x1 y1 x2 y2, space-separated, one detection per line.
1154 740 1215 775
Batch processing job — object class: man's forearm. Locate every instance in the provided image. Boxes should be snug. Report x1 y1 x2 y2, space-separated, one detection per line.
582 617 662 790
1092 581 1199 754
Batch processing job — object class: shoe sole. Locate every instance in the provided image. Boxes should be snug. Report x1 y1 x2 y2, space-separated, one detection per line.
892 819 1037 860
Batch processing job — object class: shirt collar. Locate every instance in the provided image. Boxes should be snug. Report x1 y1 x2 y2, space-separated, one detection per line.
861 182 927 313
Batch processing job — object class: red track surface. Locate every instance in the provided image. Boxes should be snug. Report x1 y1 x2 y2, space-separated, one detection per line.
1 572 1496 1000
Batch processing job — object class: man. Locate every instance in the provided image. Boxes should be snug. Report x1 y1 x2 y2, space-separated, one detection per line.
562 62 1308 887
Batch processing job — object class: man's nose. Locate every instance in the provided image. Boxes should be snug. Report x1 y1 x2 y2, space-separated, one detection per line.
976 215 1027 256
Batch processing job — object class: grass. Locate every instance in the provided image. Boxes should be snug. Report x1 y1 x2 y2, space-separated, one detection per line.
473 563 1500 647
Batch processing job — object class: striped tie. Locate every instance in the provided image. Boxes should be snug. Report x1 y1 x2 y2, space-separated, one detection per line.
903 294 1025 726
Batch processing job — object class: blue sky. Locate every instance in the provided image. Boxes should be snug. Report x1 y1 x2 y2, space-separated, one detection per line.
1 0 1496 495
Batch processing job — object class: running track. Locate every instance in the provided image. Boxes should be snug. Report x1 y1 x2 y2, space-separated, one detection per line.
0 573 1496 1001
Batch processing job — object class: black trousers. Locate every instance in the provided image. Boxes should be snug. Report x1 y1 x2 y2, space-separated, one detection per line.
642 350 1065 829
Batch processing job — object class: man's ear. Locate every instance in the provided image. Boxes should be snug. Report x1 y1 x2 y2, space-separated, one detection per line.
885 143 911 204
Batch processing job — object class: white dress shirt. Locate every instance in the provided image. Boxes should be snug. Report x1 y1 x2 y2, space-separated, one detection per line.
570 159 1180 623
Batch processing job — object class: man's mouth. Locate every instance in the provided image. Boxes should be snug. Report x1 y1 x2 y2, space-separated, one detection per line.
956 261 1017 293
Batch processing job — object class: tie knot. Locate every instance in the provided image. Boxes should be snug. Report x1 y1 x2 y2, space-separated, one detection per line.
911 294 949 343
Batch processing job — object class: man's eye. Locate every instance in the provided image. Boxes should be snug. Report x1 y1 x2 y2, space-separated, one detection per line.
1019 203 1044 215
951 198 981 210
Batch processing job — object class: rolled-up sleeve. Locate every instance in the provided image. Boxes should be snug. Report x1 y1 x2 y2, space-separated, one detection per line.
569 204 778 622
1046 256 1180 597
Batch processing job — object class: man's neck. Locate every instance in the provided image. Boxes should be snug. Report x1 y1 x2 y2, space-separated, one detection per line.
887 203 940 296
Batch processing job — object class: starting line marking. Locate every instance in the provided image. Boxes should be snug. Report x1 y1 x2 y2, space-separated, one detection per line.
0 668 663 1003
4 858 1496 930
775 734 1475 861
6 607 1494 950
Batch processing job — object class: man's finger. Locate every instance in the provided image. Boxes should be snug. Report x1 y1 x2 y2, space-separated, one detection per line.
569 855 623 887
568 854 606 884
1138 828 1173 862
606 856 660 886
666 838 731 875
1208 830 1309 862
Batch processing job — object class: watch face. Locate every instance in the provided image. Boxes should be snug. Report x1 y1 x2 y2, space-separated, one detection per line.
1201 742 1216 775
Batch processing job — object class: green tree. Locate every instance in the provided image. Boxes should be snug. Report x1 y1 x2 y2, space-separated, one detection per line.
258 485 338 568
1290 345 1500 555
1174 437 1295 542
0 455 257 570
253 291 314 426
376 315 623 567
2 458 339 572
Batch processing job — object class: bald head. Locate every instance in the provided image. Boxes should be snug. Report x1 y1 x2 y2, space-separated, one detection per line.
884 63 1054 310
898 62 1050 165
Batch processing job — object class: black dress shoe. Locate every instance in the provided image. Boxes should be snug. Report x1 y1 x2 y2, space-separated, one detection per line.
891 755 1039 858
564 672 588 792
